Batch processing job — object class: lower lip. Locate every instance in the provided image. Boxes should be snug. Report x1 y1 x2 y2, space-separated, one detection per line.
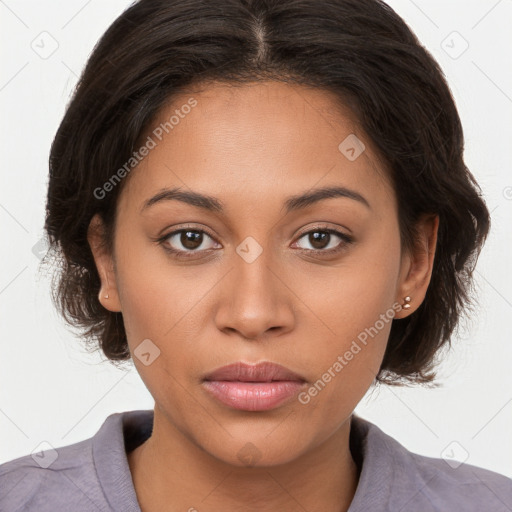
202 380 305 411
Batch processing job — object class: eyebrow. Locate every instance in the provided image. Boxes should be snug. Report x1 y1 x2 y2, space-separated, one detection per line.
141 185 371 214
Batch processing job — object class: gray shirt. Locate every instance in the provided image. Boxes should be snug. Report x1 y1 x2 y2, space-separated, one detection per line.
1 409 511 511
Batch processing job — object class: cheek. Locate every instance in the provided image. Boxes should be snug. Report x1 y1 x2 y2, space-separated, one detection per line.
298 229 401 390
308 229 400 327
114 235 198 341
297 285 395 421
114 247 212 391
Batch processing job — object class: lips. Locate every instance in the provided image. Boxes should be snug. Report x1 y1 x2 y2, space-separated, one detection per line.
203 361 306 383
202 361 307 411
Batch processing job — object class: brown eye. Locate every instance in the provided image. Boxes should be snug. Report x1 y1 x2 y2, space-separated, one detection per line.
294 227 353 255
178 230 203 250
307 231 331 250
161 228 220 257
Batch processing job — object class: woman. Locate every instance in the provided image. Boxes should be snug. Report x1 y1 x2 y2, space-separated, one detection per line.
1 0 511 510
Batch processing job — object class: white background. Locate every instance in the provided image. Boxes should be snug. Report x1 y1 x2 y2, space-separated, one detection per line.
1 0 511 479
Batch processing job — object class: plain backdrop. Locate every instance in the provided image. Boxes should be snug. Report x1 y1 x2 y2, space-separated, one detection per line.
1 0 511 479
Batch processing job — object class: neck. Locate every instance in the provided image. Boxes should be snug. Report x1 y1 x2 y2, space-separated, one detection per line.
128 407 359 512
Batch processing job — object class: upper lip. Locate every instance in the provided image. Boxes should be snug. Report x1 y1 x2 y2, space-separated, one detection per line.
203 361 306 382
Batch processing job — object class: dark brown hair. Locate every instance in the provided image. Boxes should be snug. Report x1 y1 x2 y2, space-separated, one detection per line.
43 0 490 386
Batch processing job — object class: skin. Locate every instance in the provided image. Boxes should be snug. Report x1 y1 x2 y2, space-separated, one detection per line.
88 80 438 512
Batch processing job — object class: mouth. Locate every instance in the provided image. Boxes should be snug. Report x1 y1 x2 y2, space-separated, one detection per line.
203 361 307 383
202 361 307 411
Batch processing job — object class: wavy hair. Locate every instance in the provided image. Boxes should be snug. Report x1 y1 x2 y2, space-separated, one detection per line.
43 0 490 386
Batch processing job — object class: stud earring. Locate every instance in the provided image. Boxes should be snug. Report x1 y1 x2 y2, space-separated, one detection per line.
104 294 109 299
402 296 411 309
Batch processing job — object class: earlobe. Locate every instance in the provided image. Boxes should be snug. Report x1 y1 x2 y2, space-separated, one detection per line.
87 214 122 312
395 214 439 318
96 274 121 312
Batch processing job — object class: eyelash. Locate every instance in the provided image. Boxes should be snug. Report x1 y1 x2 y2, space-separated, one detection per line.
156 224 354 260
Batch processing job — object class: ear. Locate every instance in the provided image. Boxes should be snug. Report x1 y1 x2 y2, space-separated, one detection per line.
87 213 122 312
394 213 439 319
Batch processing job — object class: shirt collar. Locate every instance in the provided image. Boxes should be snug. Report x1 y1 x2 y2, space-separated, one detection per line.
92 409 410 512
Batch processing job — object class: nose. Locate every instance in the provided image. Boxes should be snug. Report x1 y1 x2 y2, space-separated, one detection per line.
214 249 296 341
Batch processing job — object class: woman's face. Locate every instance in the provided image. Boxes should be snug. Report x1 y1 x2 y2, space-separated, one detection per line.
89 80 437 467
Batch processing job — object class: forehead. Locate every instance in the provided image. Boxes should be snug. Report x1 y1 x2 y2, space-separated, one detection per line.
118 80 394 217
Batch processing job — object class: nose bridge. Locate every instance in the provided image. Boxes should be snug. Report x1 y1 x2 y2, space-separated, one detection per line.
232 226 280 299
215 238 294 339
234 243 276 300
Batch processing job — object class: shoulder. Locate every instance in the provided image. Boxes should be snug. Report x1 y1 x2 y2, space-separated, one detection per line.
0 436 108 512
407 448 512 509
350 414 512 512
0 410 149 512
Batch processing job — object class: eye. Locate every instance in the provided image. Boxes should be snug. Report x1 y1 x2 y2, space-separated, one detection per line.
156 224 353 260
158 226 221 258
293 226 353 255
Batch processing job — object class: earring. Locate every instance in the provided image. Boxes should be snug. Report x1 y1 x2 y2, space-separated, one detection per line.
104 294 109 299
402 296 411 309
